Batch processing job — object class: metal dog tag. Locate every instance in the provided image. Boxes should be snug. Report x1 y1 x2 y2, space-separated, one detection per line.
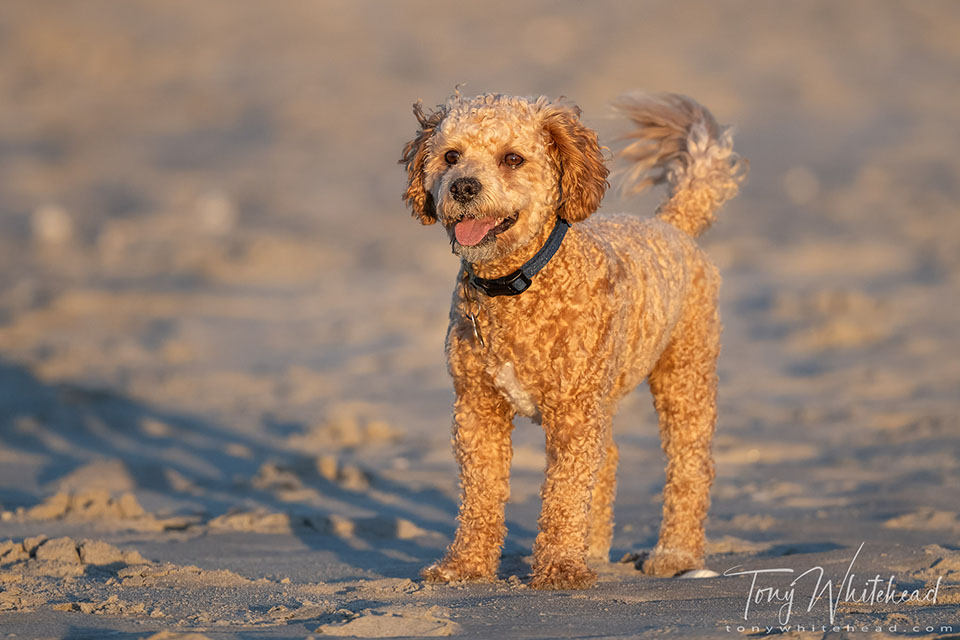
469 312 485 348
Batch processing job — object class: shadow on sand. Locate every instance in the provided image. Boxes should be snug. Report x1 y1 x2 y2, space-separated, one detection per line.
0 358 498 578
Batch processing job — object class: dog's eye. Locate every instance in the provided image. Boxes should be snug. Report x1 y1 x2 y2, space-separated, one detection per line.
504 152 524 168
444 150 460 165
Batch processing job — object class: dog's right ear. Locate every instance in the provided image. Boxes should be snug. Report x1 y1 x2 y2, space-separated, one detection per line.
399 101 447 225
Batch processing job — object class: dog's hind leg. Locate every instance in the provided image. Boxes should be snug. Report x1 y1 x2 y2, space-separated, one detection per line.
643 265 720 577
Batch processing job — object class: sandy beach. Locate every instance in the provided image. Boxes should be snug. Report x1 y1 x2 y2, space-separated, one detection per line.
1 1 959 638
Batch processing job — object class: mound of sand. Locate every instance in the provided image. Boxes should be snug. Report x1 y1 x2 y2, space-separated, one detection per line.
0 536 150 611
1 535 149 572
118 562 254 588
18 490 192 532
54 594 155 616
315 605 459 637
885 509 960 533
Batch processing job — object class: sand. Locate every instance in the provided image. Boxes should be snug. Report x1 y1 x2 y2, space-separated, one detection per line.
0 1 958 638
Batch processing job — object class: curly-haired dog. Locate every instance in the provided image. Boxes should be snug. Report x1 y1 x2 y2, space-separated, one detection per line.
400 91 745 589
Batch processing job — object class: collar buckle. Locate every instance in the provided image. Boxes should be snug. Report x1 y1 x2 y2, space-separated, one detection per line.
468 269 532 296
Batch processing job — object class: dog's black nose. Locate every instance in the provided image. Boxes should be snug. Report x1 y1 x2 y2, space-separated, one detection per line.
450 177 482 204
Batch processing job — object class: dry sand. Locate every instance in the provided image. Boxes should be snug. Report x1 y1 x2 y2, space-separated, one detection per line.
0 1 958 638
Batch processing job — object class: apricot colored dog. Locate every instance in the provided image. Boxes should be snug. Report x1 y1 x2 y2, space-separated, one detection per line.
400 91 745 589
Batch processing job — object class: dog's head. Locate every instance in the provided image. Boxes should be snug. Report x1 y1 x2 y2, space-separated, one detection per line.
400 93 608 263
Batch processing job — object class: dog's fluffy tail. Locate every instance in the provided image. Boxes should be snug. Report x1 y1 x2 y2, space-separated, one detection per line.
613 92 747 237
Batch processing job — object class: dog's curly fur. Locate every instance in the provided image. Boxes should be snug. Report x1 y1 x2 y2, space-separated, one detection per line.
400 91 746 589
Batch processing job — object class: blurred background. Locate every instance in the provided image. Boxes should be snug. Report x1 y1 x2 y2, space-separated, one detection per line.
0 0 958 575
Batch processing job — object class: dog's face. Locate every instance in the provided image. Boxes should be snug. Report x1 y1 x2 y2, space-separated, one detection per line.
401 94 609 264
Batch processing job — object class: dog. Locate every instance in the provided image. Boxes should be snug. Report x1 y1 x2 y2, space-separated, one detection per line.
400 90 745 589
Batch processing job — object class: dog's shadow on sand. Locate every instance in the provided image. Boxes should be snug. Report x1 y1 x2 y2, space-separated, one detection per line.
0 358 527 578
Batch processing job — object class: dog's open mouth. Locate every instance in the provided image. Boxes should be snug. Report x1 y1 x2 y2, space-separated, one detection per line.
453 213 518 246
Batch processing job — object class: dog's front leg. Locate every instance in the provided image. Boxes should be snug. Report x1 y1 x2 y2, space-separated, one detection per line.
422 369 514 583
530 402 606 589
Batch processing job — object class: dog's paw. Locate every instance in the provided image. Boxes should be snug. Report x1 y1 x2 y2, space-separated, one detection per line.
529 560 597 590
640 547 701 577
420 559 495 584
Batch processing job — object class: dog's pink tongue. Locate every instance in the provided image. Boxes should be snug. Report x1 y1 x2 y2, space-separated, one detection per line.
455 217 499 246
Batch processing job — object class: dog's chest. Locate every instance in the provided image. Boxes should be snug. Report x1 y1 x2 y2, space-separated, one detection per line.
490 361 538 418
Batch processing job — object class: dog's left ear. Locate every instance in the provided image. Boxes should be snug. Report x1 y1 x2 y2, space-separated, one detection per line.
542 104 609 222
399 101 447 225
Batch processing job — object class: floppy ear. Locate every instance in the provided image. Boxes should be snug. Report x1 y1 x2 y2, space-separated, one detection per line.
542 104 609 222
399 101 447 225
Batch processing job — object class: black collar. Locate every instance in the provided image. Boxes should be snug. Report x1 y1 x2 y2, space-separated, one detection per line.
463 218 570 297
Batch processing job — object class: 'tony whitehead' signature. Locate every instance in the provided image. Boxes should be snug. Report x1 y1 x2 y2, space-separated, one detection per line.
724 543 942 624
